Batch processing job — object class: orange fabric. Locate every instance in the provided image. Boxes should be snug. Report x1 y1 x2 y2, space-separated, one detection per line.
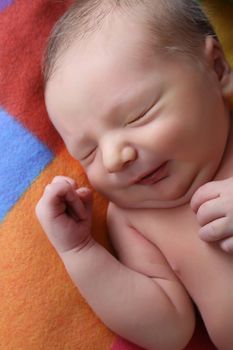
1 149 114 350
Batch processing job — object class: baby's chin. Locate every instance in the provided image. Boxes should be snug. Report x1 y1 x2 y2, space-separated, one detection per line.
105 179 204 210
109 194 192 210
102 186 192 209
101 166 215 210
103 183 190 210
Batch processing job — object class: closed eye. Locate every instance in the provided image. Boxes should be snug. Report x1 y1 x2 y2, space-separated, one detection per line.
80 147 97 161
127 110 148 125
126 99 157 126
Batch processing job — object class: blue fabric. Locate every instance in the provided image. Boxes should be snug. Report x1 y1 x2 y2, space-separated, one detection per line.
0 108 54 221
0 0 14 11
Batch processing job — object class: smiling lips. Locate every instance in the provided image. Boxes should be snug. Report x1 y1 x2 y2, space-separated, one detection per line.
135 162 168 185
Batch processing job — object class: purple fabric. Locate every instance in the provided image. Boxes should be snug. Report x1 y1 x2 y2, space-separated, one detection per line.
0 0 14 12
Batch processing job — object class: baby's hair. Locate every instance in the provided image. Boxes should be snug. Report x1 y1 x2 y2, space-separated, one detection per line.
43 0 217 85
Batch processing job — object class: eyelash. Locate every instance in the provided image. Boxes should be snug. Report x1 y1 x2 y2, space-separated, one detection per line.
127 101 156 126
127 112 148 125
81 147 97 161
79 100 157 159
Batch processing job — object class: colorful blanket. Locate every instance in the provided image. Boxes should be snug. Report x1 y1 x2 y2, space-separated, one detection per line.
0 0 232 349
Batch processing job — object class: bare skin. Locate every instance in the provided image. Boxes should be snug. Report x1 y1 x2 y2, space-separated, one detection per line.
36 12 233 350
108 128 233 349
191 176 233 253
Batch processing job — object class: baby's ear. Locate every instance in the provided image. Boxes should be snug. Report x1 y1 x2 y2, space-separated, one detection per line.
204 36 233 100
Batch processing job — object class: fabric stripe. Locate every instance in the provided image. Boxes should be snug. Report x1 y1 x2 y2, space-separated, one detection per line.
0 108 54 221
0 0 14 11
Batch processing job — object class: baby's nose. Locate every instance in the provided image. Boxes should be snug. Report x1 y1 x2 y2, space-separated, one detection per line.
102 141 137 173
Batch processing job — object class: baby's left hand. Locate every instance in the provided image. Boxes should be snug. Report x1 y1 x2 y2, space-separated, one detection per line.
191 178 233 253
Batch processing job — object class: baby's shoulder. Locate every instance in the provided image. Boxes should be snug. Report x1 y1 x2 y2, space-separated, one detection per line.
107 203 177 279
107 203 191 247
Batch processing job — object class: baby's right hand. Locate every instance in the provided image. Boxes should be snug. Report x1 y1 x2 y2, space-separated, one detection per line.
36 176 93 254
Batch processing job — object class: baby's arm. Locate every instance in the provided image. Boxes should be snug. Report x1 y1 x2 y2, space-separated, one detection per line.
36 176 194 350
191 177 233 253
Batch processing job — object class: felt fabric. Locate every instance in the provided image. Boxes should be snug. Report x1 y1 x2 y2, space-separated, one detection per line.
0 0 232 349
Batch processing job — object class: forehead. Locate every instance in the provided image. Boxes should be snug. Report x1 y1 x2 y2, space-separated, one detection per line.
45 18 163 120
47 9 160 88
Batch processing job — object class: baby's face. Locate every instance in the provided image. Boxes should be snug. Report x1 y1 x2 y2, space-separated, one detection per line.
46 20 230 209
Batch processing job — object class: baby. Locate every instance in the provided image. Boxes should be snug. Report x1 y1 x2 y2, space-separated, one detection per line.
36 1 233 349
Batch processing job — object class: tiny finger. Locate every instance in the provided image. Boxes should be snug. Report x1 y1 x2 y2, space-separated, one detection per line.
37 181 72 219
219 237 233 253
52 175 77 188
44 181 73 205
63 188 88 221
191 182 220 213
196 197 225 226
199 217 231 242
76 187 93 212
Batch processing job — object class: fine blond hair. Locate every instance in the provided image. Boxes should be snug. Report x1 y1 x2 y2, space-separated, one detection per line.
43 0 217 84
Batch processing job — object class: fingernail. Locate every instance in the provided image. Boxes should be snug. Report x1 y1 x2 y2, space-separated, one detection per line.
78 187 90 193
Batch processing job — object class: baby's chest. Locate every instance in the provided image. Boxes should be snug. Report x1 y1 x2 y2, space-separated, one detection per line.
122 204 233 324
126 206 232 295
127 206 198 274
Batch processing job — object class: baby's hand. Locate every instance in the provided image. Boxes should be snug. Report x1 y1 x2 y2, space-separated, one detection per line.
191 178 233 253
36 176 93 254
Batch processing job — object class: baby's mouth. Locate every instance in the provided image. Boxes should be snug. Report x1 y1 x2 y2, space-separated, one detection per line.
134 162 168 185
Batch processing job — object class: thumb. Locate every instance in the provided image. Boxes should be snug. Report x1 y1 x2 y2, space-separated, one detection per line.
76 187 93 214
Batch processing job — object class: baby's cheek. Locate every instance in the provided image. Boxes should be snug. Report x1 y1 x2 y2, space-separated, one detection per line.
86 163 106 191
